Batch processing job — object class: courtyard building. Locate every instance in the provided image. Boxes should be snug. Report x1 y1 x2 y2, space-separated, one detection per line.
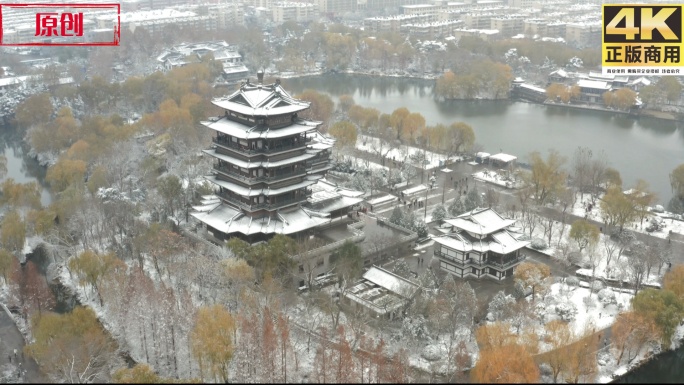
433 207 529 281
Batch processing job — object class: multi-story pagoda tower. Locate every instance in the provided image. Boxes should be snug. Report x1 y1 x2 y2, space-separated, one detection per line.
192 71 334 243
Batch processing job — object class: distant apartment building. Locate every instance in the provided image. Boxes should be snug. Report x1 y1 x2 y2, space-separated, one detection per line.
565 22 601 47
359 0 424 11
315 0 356 14
401 19 464 38
210 3 246 28
364 13 437 32
451 27 499 40
523 19 566 38
97 9 216 35
490 15 523 36
402 4 439 16
463 12 493 29
272 2 319 23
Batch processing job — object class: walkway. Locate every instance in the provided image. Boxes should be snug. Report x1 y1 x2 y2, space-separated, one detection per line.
0 305 48 383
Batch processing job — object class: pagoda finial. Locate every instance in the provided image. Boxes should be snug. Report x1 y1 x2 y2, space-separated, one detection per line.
257 69 264 84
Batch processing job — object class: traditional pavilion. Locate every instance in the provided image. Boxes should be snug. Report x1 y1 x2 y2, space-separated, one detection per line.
433 208 529 281
192 71 338 243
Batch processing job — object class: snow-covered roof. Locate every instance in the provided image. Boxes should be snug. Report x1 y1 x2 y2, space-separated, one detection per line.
205 174 319 197
367 195 397 205
201 118 321 139
203 148 319 168
489 153 517 163
444 208 515 236
212 80 311 116
549 68 569 78
520 83 546 93
305 194 363 214
191 203 330 236
577 79 610 90
630 77 651 86
402 184 428 196
433 229 529 254
476 152 491 158
363 266 420 298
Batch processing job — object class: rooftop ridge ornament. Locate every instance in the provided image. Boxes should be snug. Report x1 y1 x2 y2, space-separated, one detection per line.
257 69 264 84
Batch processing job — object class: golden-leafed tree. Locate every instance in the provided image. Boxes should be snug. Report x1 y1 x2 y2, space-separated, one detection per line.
564 329 598 384
1 210 26 252
328 121 358 159
45 158 87 192
612 311 660 365
513 262 551 302
524 149 567 205
1 179 41 209
541 320 573 383
25 306 116 383
546 83 570 102
600 186 638 231
15 93 53 128
475 321 516 350
471 343 539 383
296 89 334 128
191 304 237 383
112 364 175 383
664 265 684 301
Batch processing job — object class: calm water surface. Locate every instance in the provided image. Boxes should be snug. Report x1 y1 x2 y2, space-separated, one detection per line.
283 74 684 203
0 126 52 206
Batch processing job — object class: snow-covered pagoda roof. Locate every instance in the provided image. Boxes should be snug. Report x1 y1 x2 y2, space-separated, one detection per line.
443 207 515 236
201 118 321 139
191 202 330 236
205 174 321 197
433 229 529 254
212 79 310 116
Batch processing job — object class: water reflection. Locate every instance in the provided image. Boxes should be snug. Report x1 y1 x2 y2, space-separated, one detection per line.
0 125 52 206
282 74 684 202
614 347 684 383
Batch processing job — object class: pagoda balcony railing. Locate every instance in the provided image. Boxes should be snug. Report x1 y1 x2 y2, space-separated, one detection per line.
214 165 307 183
218 192 304 211
213 137 307 155
434 250 487 267
488 254 526 270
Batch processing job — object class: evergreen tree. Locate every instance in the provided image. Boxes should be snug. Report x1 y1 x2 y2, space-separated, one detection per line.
449 196 466 217
432 204 447 221
464 187 483 212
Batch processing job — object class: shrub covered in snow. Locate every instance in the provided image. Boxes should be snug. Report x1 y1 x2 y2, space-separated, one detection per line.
530 238 548 250
568 251 583 266
555 302 577 321
402 315 429 341
590 280 605 292
421 344 442 362
566 276 580 287
597 288 617 305
488 290 516 321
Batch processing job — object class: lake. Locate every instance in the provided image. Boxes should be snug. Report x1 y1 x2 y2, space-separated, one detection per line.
283 74 684 204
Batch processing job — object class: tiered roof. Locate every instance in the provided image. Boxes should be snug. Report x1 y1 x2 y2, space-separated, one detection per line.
212 81 310 116
435 208 529 254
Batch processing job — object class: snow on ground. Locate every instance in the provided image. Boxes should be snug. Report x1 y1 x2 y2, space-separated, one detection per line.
545 282 632 337
356 135 460 170
526 214 667 287
472 170 522 189
570 193 684 238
